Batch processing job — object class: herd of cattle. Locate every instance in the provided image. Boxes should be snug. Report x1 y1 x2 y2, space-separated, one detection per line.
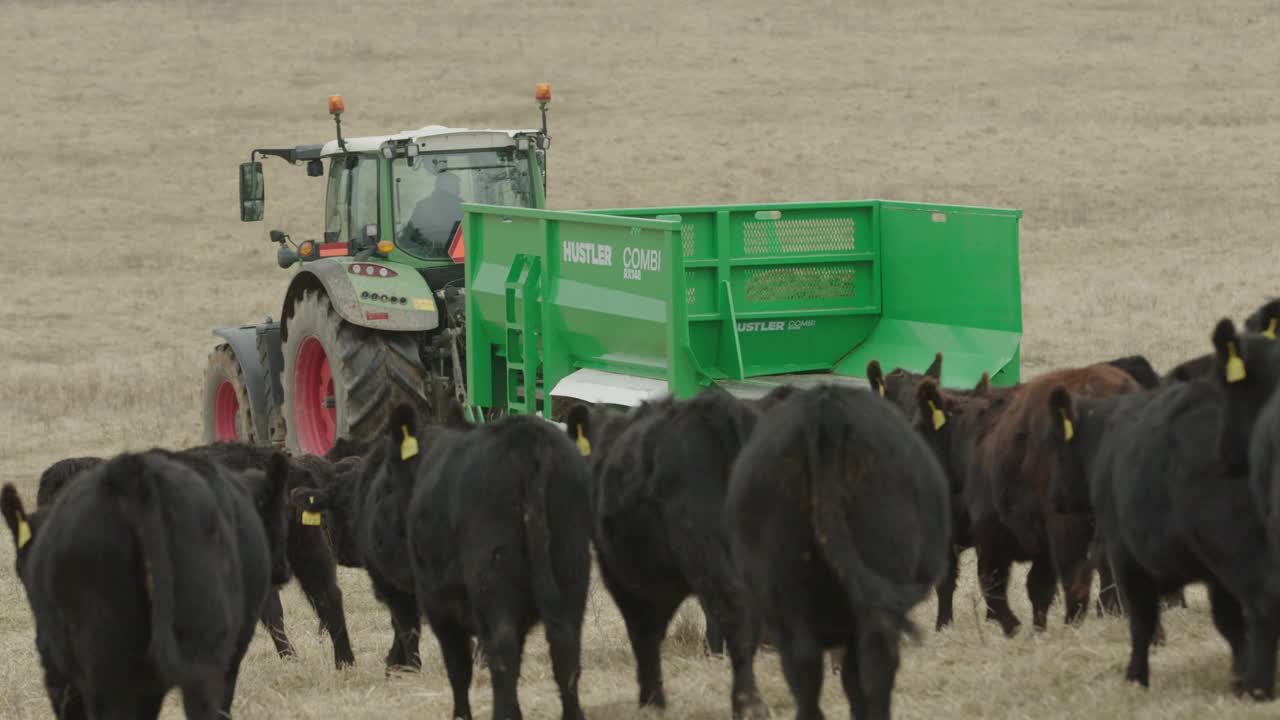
3 296 1279 720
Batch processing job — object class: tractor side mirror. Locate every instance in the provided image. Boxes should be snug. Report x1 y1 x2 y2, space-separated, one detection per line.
269 229 288 244
363 224 378 243
306 159 324 177
239 161 265 222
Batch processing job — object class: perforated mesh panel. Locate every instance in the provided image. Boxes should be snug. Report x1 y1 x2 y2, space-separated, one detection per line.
681 224 696 257
742 266 857 302
742 217 856 255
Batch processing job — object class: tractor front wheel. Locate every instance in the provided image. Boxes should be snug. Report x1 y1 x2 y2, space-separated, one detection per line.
282 289 430 457
201 343 257 445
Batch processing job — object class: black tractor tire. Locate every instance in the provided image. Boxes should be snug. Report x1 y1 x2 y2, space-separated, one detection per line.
202 343 258 445
281 289 431 456
259 336 287 449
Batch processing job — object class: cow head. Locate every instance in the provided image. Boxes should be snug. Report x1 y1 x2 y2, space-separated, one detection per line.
383 403 425 489
1045 386 1090 514
1 484 38 577
241 452 293 587
289 455 365 567
564 403 595 460
1212 315 1280 473
868 353 943 417
914 378 963 492
1245 297 1280 337
325 436 372 462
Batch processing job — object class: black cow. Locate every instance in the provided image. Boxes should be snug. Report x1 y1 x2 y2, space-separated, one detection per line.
1105 355 1161 390
34 442 359 669
565 389 768 719
386 404 591 720
1 448 290 719
726 384 949 720
1161 299 1278 384
1047 318 1279 696
288 435 423 673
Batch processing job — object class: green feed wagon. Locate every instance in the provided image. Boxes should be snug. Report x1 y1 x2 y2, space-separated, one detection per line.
463 200 1022 418
205 87 1022 455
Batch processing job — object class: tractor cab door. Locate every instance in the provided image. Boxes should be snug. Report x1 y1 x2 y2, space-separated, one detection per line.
324 154 380 247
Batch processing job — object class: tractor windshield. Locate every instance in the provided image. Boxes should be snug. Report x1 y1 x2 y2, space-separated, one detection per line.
392 148 534 259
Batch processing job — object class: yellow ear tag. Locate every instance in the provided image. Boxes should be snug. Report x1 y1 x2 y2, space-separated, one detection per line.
1059 409 1074 442
301 496 322 527
400 424 419 461
575 427 592 457
928 401 946 430
16 516 31 549
1225 342 1247 384
1265 319 1278 341
877 383 886 398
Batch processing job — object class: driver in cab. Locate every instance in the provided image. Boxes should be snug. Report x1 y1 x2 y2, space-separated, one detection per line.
403 171 463 256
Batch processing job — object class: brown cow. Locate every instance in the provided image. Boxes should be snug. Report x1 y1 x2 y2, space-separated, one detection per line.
914 362 1144 636
979 363 1144 628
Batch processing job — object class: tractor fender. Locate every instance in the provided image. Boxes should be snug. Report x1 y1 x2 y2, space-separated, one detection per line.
211 324 275 443
280 259 440 342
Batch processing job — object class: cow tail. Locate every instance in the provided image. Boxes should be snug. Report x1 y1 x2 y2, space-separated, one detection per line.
524 442 562 617
103 453 184 683
806 398 927 643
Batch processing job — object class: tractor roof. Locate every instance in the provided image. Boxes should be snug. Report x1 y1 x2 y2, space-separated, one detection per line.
319 125 542 157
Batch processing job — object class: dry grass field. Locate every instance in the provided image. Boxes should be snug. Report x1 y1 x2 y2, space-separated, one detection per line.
2 0 1278 717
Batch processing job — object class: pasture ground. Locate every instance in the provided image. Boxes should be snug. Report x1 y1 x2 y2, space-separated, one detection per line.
2 1 1277 717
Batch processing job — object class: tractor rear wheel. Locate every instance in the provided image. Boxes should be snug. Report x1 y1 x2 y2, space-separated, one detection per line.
202 343 257 445
282 289 430 457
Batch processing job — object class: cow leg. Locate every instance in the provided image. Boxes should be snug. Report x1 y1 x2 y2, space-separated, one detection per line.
934 545 961 631
599 566 680 709
684 568 767 718
292 546 355 668
1048 515 1094 626
258 587 297 658
1206 581 1248 693
428 615 474 720
137 692 166 720
481 618 527 720
700 597 726 657
1112 557 1160 687
544 613 586 720
975 543 1020 636
774 618 826 720
41 661 86 720
1243 601 1280 700
844 617 900 720
1026 553 1057 631
179 674 230 720
370 574 421 672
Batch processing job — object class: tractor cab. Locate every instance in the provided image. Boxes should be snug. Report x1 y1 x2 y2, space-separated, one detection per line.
238 89 552 272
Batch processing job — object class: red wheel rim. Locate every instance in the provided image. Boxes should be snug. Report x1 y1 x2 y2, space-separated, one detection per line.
294 336 336 456
213 380 240 442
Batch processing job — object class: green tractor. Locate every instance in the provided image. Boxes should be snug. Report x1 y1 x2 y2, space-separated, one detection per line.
202 87 554 456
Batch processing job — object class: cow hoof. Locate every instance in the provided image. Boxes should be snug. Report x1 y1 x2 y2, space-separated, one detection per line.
1247 687 1275 702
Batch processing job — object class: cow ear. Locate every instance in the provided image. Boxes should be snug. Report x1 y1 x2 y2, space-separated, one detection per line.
1248 298 1280 340
1047 386 1076 445
974 372 991 395
264 451 290 503
289 486 332 512
925 352 943 381
388 403 421 462
1 484 34 552
1211 318 1247 385
565 403 592 457
866 360 886 398
915 379 948 433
